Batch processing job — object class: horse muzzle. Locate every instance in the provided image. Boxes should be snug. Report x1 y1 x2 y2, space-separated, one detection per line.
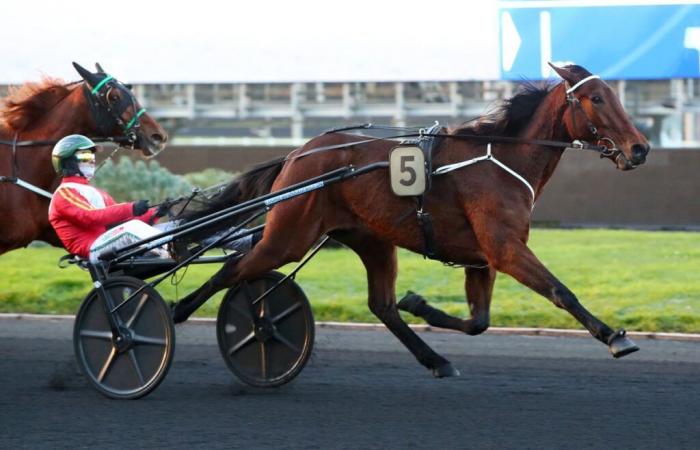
613 150 639 170
135 131 168 157
614 143 649 171
630 143 650 166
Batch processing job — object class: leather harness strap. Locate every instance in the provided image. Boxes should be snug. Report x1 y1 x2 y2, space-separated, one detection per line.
416 123 443 259
398 122 443 259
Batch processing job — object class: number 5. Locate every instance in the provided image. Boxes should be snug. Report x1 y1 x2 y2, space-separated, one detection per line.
390 145 425 196
400 155 417 186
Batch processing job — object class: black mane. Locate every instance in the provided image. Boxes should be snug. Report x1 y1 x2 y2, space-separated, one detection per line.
452 81 555 138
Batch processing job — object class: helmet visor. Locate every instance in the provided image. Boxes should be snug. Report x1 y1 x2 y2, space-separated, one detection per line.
75 150 96 164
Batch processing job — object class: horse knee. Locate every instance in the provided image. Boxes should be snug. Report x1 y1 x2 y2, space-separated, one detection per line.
368 300 397 321
466 316 489 335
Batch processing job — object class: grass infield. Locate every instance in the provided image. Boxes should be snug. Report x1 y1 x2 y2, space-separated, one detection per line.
0 229 698 333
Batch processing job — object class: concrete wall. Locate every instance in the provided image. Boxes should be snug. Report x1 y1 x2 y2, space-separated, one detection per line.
532 149 699 229
151 146 700 229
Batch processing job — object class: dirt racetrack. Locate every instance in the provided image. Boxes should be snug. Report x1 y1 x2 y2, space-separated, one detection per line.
1 316 698 449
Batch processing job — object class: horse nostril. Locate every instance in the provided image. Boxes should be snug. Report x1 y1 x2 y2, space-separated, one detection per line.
631 143 648 163
151 133 166 144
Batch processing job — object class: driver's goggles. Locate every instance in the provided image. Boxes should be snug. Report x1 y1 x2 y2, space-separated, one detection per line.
75 150 96 163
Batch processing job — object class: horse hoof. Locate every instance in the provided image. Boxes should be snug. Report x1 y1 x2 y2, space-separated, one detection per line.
397 291 426 315
608 330 639 358
432 363 460 378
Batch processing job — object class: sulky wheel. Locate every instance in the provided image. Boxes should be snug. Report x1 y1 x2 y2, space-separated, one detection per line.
217 271 314 388
73 276 175 399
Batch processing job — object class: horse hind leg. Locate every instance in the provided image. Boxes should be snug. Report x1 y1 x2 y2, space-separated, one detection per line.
398 266 496 336
172 225 322 323
331 230 459 378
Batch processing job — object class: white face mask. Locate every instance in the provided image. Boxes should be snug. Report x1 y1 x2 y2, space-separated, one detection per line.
78 162 95 180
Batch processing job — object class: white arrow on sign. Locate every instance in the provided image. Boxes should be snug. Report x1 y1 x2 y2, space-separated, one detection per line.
685 27 700 74
501 11 521 72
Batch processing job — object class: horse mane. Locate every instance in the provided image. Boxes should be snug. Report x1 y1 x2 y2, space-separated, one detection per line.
451 81 555 138
1 78 79 132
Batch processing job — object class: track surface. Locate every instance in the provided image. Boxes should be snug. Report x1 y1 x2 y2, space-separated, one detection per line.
1 316 698 449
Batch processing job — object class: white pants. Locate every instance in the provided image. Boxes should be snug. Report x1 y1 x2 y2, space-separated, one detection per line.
89 220 168 263
88 219 254 263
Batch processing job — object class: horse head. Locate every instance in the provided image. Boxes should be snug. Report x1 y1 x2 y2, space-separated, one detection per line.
72 62 167 157
549 63 649 170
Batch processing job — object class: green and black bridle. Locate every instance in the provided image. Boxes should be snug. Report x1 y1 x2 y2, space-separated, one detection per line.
84 73 147 145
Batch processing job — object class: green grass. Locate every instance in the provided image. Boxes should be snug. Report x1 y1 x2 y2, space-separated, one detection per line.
1 229 699 332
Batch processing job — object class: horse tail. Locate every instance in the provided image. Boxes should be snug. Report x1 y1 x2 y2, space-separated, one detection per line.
179 156 285 229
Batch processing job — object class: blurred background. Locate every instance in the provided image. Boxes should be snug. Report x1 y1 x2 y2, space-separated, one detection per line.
2 0 699 228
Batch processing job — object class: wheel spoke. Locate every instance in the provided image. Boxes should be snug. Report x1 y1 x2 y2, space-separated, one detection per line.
258 282 270 319
80 330 113 341
260 341 267 379
227 331 255 356
127 349 145 386
125 293 149 328
133 334 167 346
97 346 117 383
271 303 301 325
230 301 253 323
258 298 267 319
241 282 258 318
273 330 301 353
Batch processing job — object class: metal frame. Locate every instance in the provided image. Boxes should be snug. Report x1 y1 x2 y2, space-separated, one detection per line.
85 160 388 317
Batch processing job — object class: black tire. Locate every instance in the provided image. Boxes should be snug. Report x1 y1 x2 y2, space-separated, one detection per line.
217 271 314 387
73 276 175 399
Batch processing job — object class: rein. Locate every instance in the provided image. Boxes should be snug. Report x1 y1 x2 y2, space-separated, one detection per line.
319 125 608 155
319 75 615 156
0 135 133 148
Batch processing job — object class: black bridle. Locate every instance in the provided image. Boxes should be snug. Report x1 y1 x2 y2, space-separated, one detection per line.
84 74 147 146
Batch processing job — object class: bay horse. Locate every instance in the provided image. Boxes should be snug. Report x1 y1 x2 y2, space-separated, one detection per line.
0 62 167 255
173 64 650 376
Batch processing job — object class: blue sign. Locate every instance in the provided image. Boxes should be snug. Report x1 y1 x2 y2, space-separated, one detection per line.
499 2 700 80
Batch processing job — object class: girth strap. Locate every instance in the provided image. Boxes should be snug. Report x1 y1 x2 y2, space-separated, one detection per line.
413 122 442 260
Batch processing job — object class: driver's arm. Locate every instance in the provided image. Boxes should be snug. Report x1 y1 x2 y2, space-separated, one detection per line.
53 186 136 227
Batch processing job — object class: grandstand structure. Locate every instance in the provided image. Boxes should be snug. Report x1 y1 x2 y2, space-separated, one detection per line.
2 2 698 149
131 78 699 148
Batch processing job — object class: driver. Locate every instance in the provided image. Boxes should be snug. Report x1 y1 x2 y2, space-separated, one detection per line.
48 134 169 263
48 135 256 263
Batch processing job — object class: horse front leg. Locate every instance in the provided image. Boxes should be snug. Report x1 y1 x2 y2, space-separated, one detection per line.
489 240 638 358
398 266 496 336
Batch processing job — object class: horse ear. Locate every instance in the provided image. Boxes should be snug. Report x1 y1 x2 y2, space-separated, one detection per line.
548 62 574 82
72 62 102 88
95 62 106 73
548 62 592 85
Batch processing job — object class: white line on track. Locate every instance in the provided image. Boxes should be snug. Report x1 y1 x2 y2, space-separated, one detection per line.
2 313 699 342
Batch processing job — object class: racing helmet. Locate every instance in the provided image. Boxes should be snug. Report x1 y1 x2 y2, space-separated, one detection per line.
51 135 97 176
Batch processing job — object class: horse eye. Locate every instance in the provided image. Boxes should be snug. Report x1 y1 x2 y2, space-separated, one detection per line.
108 93 119 102
591 95 603 105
